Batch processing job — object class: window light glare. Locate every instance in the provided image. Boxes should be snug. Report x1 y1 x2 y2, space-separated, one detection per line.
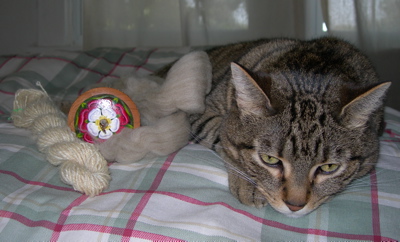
322 22 328 32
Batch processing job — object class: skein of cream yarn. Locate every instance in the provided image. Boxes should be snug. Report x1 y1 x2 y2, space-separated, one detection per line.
11 83 110 196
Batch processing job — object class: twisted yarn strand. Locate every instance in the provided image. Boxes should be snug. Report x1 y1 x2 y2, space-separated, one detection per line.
12 88 110 196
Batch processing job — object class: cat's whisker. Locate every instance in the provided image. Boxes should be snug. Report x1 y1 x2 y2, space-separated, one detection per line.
181 142 260 187
191 138 226 151
343 177 400 193
208 153 259 186
226 165 258 186
185 125 227 151
188 132 270 190
347 180 400 188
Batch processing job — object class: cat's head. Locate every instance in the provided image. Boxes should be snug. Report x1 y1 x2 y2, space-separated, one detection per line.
220 63 391 217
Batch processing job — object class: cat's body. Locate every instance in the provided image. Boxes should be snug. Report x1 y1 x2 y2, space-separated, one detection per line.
159 37 390 217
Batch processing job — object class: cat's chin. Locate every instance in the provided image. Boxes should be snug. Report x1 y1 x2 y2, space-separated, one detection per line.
272 205 314 218
282 210 312 218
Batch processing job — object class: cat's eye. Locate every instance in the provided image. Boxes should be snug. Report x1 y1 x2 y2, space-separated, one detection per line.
260 154 281 166
319 163 340 174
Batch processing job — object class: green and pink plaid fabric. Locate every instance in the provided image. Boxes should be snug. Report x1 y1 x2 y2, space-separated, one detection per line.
0 48 399 241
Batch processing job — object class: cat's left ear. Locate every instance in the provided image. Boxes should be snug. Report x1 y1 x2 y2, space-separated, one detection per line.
230 62 274 116
340 82 391 129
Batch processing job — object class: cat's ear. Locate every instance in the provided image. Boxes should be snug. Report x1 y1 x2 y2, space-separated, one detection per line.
230 62 274 116
340 82 391 129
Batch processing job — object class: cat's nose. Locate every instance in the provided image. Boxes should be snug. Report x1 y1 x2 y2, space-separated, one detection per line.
285 201 305 212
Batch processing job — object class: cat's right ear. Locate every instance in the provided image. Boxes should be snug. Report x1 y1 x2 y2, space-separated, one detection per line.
340 82 391 129
230 63 275 116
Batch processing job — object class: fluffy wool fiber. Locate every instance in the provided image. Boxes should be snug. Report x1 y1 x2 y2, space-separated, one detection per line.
96 51 212 163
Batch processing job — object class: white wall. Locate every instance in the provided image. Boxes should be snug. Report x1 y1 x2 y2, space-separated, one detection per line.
0 0 39 55
0 0 82 55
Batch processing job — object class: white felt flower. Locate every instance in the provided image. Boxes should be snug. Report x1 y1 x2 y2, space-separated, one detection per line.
87 107 120 139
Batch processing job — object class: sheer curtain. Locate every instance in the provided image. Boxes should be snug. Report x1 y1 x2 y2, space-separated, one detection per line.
83 0 399 108
83 0 324 49
322 0 400 108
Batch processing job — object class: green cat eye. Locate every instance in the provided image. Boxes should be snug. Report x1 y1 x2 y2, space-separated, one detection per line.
319 163 340 174
260 154 280 166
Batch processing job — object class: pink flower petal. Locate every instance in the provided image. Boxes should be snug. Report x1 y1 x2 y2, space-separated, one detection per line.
87 99 100 109
83 132 94 143
78 109 89 132
114 103 130 125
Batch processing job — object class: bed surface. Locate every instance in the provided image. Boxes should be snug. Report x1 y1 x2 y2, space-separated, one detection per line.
0 48 399 241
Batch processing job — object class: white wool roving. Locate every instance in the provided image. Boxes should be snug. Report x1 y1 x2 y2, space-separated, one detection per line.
97 51 212 163
12 85 110 196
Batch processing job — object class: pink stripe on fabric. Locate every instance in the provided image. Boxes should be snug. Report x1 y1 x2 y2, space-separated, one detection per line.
155 191 389 241
383 129 400 142
50 195 89 241
119 63 153 73
0 170 75 192
134 48 158 72
85 49 140 66
382 139 400 143
385 129 400 136
0 55 26 84
0 210 183 241
4 56 120 79
83 48 156 73
15 56 34 72
121 151 178 241
1 188 396 240
60 223 183 241
76 47 136 96
0 89 15 95
370 169 382 242
0 210 58 229
96 48 135 84
98 188 396 241
84 49 136 65
0 56 15 69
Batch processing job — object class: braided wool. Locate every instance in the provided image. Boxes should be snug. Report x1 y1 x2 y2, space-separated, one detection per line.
11 86 110 196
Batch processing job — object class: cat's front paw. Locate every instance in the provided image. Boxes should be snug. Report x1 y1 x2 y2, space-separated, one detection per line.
228 171 268 208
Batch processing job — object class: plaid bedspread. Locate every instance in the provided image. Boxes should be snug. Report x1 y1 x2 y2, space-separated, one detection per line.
0 48 399 241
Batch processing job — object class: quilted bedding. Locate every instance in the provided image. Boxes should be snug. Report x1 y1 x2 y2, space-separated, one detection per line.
0 47 399 241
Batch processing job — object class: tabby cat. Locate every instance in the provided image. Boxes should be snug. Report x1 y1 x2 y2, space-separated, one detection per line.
159 37 391 217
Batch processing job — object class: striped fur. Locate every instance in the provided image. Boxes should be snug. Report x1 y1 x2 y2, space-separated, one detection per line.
159 37 391 217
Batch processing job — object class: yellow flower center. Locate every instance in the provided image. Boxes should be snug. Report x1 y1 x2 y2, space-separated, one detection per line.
95 115 111 133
